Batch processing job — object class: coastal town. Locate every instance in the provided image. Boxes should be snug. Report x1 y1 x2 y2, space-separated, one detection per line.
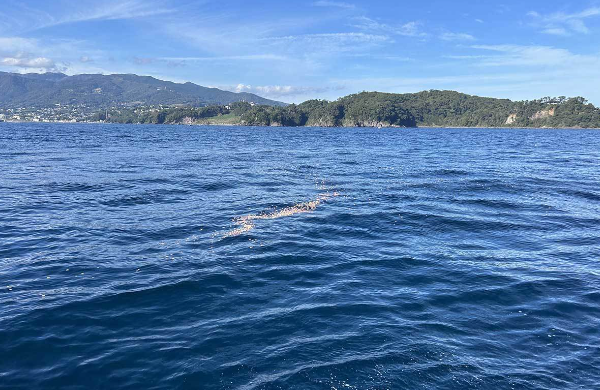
0 104 181 123
0 104 97 123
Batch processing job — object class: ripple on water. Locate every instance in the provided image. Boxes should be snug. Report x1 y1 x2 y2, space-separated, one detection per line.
0 123 599 389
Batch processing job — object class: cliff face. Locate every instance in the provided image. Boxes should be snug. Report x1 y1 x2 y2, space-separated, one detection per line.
341 120 404 128
505 107 557 126
304 118 340 127
505 114 517 125
530 107 556 120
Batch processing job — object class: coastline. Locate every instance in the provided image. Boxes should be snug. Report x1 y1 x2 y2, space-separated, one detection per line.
1 120 599 130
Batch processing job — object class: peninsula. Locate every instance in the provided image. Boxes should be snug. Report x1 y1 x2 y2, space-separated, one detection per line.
98 91 600 129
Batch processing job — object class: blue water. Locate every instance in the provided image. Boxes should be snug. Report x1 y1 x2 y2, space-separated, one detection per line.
1 123 599 389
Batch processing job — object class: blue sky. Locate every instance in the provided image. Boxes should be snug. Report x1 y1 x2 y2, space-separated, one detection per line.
1 0 600 104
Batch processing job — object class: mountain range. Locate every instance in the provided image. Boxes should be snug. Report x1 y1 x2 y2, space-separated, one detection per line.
0 72 285 108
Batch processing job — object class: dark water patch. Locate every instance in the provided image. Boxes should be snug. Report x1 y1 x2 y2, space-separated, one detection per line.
40 181 112 193
558 188 600 202
143 224 206 242
431 168 470 177
553 234 600 247
192 181 237 192
252 179 293 188
0 227 83 259
0 151 37 158
187 156 207 162
297 164 318 169
455 197 543 212
99 189 190 207
120 177 175 185
397 210 537 234
45 156 74 162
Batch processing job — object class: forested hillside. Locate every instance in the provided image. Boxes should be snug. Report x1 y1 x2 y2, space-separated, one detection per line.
0 72 284 108
99 90 600 128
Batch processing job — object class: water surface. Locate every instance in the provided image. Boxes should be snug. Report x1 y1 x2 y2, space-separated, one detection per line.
1 123 599 389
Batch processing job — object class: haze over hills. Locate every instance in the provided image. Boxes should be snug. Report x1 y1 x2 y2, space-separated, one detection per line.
0 72 285 108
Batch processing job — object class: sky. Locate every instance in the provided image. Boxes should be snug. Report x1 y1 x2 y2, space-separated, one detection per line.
1 0 600 104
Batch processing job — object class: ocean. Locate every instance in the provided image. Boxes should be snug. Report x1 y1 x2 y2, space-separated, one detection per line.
1 123 599 389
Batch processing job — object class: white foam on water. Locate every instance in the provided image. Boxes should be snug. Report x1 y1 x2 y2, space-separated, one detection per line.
223 191 340 238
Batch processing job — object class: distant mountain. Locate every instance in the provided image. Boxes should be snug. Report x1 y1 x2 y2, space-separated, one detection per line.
0 72 285 108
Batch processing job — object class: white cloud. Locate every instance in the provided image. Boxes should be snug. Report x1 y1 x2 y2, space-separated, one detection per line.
231 83 345 99
0 0 173 34
313 1 356 10
542 27 569 36
0 37 39 55
1 57 56 69
423 44 600 103
0 37 59 71
154 8 410 83
440 32 476 41
65 0 173 23
398 21 426 37
159 12 331 59
469 44 592 67
0 36 108 74
332 63 600 104
160 54 289 62
528 7 600 36
133 57 155 65
376 55 413 62
351 16 427 37
261 32 392 55
266 32 390 43
127 54 291 69
444 55 489 60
